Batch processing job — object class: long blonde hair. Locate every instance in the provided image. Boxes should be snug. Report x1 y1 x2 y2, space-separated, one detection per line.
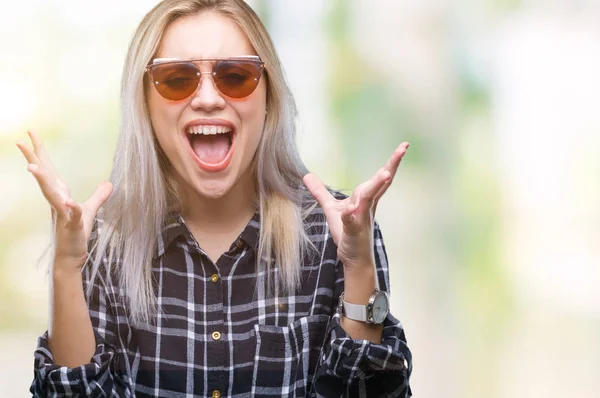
89 0 317 326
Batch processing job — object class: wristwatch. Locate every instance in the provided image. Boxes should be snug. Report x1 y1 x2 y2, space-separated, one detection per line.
338 290 389 324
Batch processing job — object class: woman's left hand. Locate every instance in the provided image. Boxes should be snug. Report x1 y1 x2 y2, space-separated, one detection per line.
303 142 409 272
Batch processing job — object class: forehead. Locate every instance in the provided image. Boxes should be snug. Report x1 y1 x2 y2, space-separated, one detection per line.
157 12 256 59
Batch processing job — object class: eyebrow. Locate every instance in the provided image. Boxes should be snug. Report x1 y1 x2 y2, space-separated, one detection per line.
151 55 260 65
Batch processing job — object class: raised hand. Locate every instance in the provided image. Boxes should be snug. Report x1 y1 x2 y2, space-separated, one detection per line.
16 131 113 270
303 142 409 271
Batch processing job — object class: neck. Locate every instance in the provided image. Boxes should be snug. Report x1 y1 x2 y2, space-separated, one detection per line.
178 175 258 233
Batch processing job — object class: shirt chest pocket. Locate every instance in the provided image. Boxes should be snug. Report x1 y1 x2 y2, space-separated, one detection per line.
252 314 330 396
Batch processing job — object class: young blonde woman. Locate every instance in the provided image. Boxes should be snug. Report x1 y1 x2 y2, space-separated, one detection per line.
18 0 412 396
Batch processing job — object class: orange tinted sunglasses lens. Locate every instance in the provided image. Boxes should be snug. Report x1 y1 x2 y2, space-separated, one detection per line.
148 60 264 101
150 63 199 101
213 60 263 99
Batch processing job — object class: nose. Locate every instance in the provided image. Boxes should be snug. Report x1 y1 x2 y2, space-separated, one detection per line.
189 72 226 112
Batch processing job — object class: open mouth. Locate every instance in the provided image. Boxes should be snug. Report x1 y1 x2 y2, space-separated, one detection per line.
186 124 236 172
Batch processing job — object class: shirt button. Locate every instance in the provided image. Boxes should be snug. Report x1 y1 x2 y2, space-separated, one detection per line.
236 239 244 249
210 274 219 283
212 390 221 398
212 331 221 341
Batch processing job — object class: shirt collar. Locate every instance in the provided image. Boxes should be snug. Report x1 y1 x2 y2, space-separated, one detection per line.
154 211 261 259
238 211 260 250
154 213 188 259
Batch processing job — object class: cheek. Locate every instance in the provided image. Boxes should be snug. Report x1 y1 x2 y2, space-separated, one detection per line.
148 95 182 150
239 86 267 145
241 106 265 153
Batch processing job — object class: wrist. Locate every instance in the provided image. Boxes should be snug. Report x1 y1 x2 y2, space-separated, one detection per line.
52 256 85 280
343 261 375 276
340 289 389 325
343 264 377 304
340 253 375 271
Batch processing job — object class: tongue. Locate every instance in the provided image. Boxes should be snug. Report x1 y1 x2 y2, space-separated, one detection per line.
190 134 231 164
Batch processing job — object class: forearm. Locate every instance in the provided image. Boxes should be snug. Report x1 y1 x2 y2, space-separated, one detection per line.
48 259 95 368
340 265 383 343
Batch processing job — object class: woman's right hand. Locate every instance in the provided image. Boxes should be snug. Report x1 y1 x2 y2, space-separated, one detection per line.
17 130 113 271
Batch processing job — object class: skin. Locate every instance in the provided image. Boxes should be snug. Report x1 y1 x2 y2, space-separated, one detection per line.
147 12 267 260
16 130 112 367
304 142 409 342
16 11 410 369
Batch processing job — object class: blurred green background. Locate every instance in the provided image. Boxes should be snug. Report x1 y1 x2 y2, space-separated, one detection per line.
1 1 599 397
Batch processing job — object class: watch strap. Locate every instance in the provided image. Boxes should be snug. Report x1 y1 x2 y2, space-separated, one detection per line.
339 290 389 324
342 297 369 322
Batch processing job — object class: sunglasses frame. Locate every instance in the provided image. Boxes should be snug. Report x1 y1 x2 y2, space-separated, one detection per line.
145 55 265 101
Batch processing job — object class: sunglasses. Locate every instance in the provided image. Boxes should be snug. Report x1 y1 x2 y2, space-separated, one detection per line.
146 56 265 101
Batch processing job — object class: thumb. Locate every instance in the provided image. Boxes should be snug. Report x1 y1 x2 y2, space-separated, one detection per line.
303 173 333 209
83 181 113 214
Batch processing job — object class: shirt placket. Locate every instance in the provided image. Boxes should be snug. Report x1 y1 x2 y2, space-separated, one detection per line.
202 238 246 398
202 254 226 398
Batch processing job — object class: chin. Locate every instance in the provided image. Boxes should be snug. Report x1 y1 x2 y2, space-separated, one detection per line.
177 160 254 204
192 180 234 201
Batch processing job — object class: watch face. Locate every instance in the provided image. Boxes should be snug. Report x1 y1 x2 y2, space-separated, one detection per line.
371 292 389 324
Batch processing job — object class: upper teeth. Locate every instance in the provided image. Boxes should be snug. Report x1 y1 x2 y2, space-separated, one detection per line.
188 125 232 135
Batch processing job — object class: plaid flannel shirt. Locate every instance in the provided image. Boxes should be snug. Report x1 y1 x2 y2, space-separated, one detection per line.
31 206 412 397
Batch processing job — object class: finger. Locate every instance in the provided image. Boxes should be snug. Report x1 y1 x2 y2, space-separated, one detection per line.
303 173 335 209
373 142 409 204
360 168 391 205
16 140 41 165
382 142 409 184
26 164 70 218
82 181 114 215
341 201 358 227
28 130 58 176
347 169 389 225
64 198 83 226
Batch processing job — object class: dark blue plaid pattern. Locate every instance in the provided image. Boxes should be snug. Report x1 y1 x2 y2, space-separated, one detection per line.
31 208 412 397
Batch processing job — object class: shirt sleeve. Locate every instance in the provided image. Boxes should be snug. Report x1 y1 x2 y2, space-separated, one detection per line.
313 221 413 398
30 255 131 397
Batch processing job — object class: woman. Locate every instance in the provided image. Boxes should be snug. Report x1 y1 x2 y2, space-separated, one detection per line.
18 0 412 396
